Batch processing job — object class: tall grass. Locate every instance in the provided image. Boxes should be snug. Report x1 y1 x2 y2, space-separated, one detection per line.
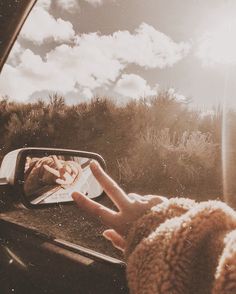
118 128 221 198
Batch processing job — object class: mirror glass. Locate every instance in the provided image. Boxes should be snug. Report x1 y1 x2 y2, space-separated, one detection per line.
23 155 103 205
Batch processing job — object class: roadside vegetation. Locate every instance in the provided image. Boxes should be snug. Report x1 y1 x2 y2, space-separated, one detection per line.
0 92 229 200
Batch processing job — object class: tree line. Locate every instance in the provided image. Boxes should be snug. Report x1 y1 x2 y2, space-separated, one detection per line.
0 93 231 200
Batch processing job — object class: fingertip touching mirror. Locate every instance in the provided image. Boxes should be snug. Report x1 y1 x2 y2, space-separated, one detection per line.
0 148 106 208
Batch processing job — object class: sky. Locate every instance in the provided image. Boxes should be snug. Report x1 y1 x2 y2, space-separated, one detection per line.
1 0 236 108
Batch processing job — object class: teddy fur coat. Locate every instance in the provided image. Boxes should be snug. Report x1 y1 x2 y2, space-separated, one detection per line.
125 198 236 294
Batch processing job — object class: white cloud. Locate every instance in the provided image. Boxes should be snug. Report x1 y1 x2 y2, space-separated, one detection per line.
0 23 190 102
21 7 75 45
196 20 236 66
116 23 190 68
40 0 104 12
37 0 52 10
75 23 190 69
82 88 94 99
7 42 23 66
0 43 124 101
46 43 125 89
84 0 103 7
168 88 186 102
114 74 158 99
57 0 79 12
0 49 77 101
56 0 105 11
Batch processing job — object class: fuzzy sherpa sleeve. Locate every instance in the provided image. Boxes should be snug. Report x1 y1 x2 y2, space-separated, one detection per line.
125 199 236 294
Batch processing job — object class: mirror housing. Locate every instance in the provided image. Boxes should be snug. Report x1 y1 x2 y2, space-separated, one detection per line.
0 148 106 208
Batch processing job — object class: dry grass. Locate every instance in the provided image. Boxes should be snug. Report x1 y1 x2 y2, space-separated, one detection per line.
0 93 227 199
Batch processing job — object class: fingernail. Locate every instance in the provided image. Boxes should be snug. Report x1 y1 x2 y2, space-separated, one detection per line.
102 231 111 240
71 192 77 200
90 160 99 170
72 192 82 201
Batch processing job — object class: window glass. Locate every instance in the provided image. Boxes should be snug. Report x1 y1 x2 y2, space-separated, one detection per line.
0 0 236 205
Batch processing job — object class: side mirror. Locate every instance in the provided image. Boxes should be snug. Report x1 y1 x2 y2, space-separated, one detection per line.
0 148 106 207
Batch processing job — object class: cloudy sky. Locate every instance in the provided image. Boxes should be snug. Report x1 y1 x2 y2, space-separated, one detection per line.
1 0 236 108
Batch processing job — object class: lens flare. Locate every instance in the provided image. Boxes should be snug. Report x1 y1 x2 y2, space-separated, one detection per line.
199 19 236 208
222 68 236 208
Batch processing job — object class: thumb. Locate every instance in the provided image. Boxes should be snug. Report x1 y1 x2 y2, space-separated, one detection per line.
103 229 126 252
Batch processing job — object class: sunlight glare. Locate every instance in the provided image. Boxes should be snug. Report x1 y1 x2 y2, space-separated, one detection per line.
198 18 236 207
201 19 236 208
198 20 236 66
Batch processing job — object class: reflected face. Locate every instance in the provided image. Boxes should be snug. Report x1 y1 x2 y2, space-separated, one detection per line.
24 155 103 204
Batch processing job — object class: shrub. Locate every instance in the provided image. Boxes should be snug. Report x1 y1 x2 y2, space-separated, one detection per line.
0 93 223 199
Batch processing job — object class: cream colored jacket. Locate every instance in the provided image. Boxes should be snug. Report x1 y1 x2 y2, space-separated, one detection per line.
125 198 236 294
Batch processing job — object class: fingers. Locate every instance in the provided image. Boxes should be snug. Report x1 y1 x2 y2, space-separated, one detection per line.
70 164 79 175
56 178 67 185
63 171 74 183
72 191 117 227
44 162 79 185
103 229 126 252
59 167 67 180
64 164 72 174
90 161 130 211
43 164 60 177
52 155 63 169
56 175 73 185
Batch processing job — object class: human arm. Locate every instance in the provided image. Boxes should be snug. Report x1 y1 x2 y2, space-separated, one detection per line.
72 161 236 294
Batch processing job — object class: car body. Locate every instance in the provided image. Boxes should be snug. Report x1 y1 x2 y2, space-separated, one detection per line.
0 2 128 293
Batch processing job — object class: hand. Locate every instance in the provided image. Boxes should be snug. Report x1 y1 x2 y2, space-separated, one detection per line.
72 161 167 251
43 156 81 186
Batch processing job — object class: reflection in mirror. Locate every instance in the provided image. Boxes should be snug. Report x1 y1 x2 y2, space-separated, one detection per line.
24 155 103 205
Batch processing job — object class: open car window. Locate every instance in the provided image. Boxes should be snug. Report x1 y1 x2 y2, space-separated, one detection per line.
0 0 236 207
